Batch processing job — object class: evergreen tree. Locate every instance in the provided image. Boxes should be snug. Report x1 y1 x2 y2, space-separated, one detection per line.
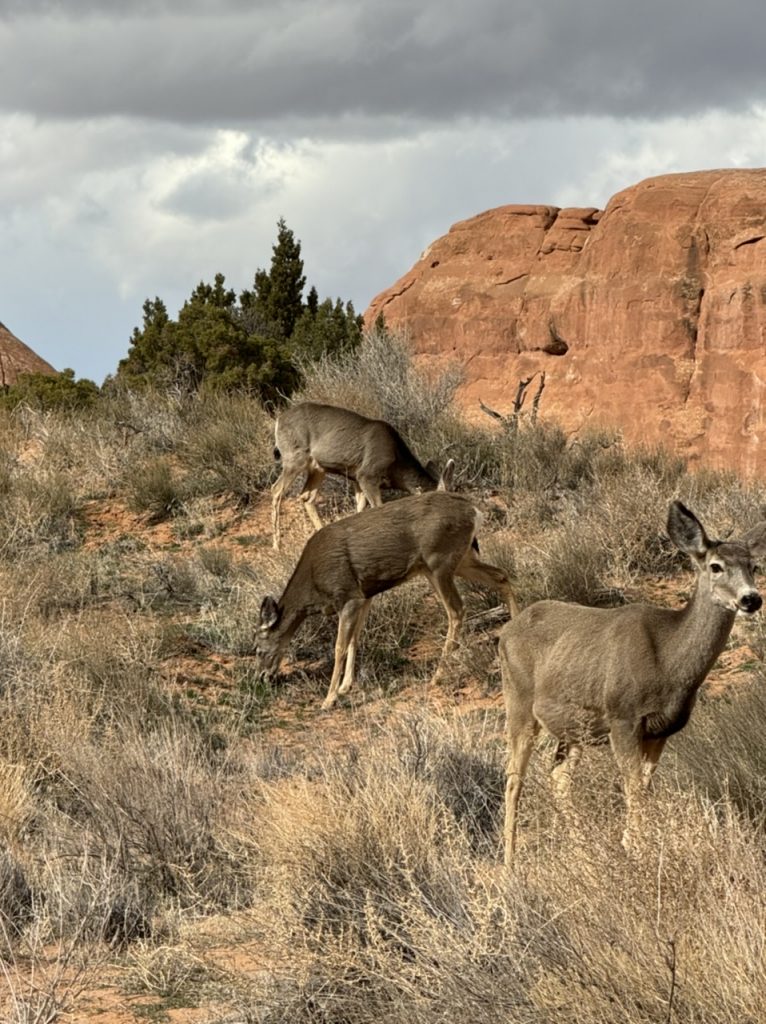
305 285 319 317
117 298 177 386
117 219 359 404
291 297 363 363
240 218 306 340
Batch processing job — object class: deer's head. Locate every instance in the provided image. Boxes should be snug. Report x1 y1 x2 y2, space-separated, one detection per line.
253 596 284 675
668 501 766 615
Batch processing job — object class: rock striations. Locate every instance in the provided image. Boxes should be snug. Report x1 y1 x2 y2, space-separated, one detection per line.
365 169 766 477
0 322 57 384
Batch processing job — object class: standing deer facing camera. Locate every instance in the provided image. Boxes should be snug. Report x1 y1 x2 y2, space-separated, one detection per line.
500 501 766 866
271 401 444 550
255 489 518 711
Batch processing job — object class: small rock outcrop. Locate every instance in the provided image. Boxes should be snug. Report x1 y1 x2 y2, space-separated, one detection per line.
0 322 57 385
365 169 766 476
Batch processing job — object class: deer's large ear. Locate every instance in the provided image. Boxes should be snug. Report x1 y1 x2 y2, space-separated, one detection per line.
742 521 766 563
667 501 711 558
259 596 281 630
437 459 455 492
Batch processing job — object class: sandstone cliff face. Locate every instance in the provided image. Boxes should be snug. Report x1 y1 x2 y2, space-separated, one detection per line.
0 322 57 384
365 170 766 477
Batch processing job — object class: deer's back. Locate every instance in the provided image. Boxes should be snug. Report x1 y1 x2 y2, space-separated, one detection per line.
298 492 479 601
277 402 402 476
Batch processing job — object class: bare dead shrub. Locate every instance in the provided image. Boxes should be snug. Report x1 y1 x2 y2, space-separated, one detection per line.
0 848 33 948
0 469 80 560
32 721 256 923
179 391 275 501
122 456 187 522
100 387 186 454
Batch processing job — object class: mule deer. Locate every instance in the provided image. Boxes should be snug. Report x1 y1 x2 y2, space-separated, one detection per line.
271 401 444 550
255 490 518 710
500 500 766 866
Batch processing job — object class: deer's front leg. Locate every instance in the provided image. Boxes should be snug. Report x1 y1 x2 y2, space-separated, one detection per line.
640 736 667 790
299 467 327 532
609 719 646 853
338 599 371 696
321 599 368 711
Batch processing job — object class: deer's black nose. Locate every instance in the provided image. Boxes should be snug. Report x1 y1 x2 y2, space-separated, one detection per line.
740 592 763 614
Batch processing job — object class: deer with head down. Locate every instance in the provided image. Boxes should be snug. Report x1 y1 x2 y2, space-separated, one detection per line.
500 500 766 866
255 485 519 711
271 401 445 550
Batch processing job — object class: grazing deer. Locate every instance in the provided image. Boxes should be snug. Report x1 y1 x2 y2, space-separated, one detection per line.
255 490 519 710
271 401 444 550
500 500 766 866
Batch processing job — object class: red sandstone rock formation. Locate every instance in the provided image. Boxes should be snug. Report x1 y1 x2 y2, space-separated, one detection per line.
0 321 57 385
365 169 766 477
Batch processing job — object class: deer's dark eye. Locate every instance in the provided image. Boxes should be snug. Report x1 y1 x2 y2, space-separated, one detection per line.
710 563 724 574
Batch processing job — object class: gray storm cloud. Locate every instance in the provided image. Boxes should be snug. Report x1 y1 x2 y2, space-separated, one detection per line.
1 0 765 127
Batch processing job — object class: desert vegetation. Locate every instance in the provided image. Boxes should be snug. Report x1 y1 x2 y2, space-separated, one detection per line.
2 327 766 1022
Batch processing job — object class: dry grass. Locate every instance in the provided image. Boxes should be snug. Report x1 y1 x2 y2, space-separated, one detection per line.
218 703 766 1024
1 337 766 1021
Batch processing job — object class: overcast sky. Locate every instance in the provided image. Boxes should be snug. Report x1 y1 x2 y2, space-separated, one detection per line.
2 0 766 383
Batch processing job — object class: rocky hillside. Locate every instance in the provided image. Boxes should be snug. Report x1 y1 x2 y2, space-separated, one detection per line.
0 321 56 383
366 169 766 477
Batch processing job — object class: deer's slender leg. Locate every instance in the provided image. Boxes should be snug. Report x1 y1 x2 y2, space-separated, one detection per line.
356 475 384 509
425 568 465 683
640 736 667 790
338 599 372 695
299 467 327 532
504 722 538 867
609 720 646 851
456 552 520 617
271 461 305 551
321 598 368 711
353 482 368 513
550 740 582 802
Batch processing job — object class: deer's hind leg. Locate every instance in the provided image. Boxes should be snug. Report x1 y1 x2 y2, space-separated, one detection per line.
272 459 307 551
423 567 465 683
298 465 327 532
503 719 539 867
456 550 520 617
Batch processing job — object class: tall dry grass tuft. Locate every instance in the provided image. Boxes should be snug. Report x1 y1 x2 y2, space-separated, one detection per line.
179 391 275 501
230 709 766 1024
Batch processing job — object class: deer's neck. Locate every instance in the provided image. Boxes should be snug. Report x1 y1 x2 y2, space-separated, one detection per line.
277 561 319 639
275 600 307 648
671 578 737 686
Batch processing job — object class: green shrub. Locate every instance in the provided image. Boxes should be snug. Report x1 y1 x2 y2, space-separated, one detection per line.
0 368 99 411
